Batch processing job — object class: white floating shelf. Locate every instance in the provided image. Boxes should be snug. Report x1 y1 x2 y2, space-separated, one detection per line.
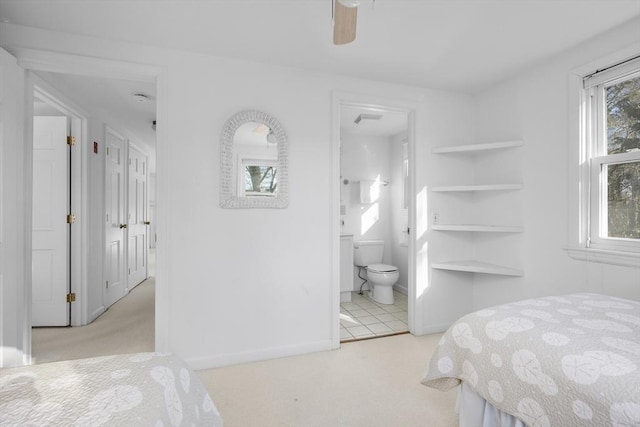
432 140 523 154
432 224 523 233
432 184 524 192
432 260 523 276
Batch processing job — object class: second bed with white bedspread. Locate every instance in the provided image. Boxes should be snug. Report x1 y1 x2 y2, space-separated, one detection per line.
422 293 640 426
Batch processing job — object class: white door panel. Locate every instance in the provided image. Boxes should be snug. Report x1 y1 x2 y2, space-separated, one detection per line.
104 128 127 308
32 116 69 326
128 146 148 288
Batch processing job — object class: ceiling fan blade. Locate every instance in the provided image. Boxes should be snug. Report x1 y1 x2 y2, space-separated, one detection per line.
333 0 357 45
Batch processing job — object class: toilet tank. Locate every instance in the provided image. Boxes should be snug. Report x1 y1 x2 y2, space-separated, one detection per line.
353 240 384 266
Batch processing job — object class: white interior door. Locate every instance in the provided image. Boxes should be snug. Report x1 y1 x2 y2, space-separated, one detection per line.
105 128 127 308
127 145 148 288
32 116 70 326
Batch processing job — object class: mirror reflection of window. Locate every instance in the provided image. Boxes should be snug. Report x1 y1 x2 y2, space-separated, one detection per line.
221 110 288 209
243 161 278 196
233 121 278 197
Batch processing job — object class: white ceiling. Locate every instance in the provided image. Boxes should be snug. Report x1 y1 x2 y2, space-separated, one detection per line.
1 0 638 93
341 105 407 137
235 122 275 146
2 0 638 139
33 71 157 151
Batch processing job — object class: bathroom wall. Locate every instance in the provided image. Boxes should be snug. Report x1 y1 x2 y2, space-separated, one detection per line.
340 133 392 249
389 132 409 294
340 132 409 293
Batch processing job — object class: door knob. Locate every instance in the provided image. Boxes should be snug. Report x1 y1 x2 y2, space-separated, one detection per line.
119 224 128 229
143 221 151 225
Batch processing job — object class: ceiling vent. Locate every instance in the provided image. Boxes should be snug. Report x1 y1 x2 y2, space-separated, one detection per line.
354 113 383 124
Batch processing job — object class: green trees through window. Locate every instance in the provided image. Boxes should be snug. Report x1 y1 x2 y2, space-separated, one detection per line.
606 76 640 239
244 165 277 195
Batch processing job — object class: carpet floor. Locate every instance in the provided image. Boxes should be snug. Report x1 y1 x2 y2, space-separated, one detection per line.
31 278 458 426
31 278 155 364
197 333 458 427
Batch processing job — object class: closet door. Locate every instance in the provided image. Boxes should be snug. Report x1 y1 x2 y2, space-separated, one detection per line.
127 145 148 288
104 127 128 308
32 116 70 326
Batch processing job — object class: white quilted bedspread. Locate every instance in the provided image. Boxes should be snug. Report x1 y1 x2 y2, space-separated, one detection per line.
421 293 640 427
0 352 223 426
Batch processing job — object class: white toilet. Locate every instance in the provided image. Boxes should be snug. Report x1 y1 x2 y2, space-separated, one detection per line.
353 240 399 305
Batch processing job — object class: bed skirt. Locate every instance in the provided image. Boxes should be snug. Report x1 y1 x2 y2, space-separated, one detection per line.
458 382 526 427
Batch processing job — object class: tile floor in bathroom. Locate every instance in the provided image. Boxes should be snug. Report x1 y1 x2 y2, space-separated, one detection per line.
340 290 409 342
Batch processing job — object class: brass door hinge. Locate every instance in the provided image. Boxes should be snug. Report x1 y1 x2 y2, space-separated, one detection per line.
67 136 76 146
66 293 76 303
67 214 76 224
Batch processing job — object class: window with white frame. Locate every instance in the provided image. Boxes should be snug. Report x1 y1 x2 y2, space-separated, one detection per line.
583 57 640 254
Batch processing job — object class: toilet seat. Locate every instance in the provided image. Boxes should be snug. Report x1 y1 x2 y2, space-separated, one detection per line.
367 263 398 273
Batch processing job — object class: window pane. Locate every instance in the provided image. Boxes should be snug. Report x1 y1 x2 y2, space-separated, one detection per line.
605 161 640 239
606 76 640 155
244 165 278 195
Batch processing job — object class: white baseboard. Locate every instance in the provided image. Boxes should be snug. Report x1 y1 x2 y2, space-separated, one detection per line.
340 292 351 302
420 322 452 335
88 306 106 324
186 339 334 371
393 283 408 295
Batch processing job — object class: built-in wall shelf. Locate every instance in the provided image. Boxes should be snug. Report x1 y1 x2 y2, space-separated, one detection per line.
432 224 523 233
432 139 524 279
432 140 523 154
432 184 524 192
432 260 523 276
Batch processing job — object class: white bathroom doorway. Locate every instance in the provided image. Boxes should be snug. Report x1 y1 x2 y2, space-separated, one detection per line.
331 93 418 347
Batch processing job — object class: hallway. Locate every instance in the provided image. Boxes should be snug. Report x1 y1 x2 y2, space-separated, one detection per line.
31 279 155 364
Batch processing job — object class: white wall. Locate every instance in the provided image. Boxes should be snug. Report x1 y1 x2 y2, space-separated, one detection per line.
340 133 393 258
471 17 640 308
9 19 632 368
0 47 27 367
389 132 409 294
419 94 477 333
0 23 477 367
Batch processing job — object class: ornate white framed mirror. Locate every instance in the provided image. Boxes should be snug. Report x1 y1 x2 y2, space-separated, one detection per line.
220 110 289 208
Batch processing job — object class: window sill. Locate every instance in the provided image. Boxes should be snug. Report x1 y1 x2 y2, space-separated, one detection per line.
565 247 640 268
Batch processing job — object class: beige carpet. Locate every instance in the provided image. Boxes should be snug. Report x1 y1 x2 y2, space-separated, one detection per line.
32 278 457 426
197 333 458 427
31 278 155 364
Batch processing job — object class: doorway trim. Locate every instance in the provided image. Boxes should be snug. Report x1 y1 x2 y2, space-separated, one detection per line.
31 75 89 326
331 91 421 348
11 47 168 363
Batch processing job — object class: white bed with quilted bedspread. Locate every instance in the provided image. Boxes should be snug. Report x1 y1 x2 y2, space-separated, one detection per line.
422 293 640 427
0 352 223 426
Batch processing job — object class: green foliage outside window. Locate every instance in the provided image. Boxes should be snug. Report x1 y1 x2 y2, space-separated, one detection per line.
245 165 277 195
606 76 640 239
